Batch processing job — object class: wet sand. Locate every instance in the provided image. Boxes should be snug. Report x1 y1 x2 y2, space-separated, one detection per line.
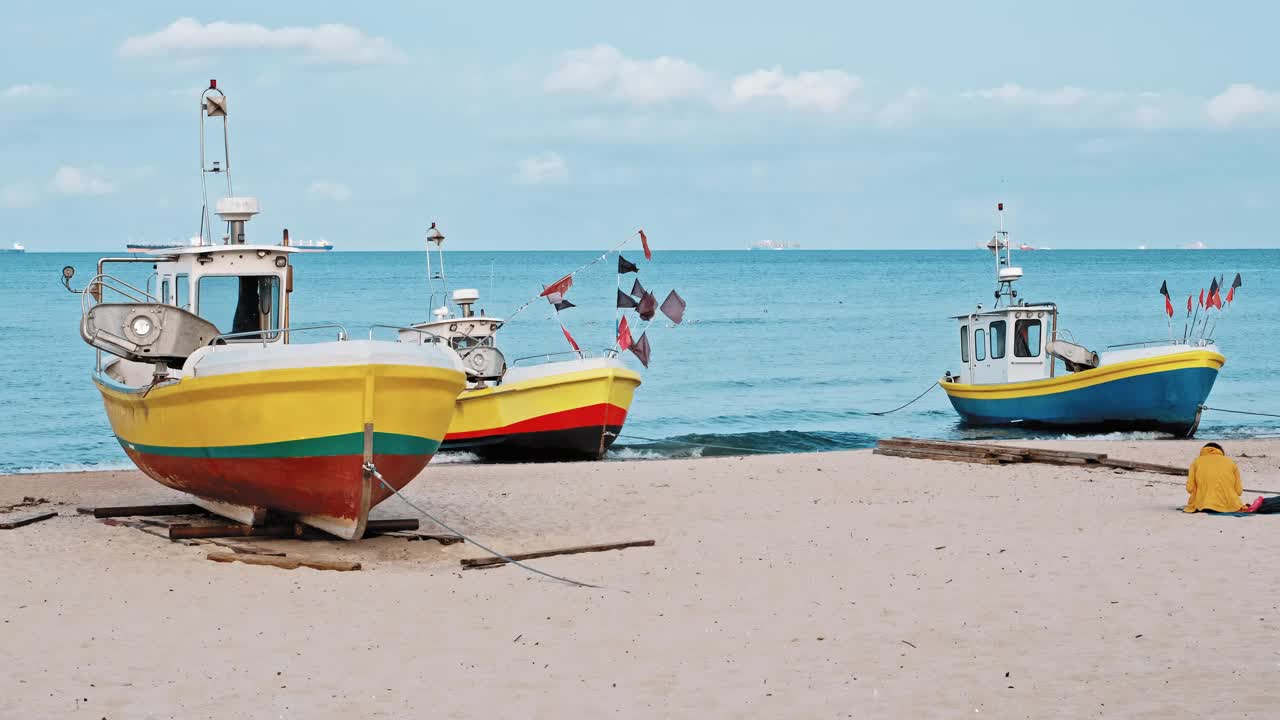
2 439 1279 718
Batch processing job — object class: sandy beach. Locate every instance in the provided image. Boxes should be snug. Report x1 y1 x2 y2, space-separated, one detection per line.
3 440 1279 718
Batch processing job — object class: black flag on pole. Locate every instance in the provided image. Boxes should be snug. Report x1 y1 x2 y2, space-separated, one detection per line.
617 255 639 274
630 278 647 299
630 332 651 368
637 291 657 321
659 289 686 324
616 288 638 309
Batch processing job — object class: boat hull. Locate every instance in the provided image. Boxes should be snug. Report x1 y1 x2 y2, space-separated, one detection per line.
441 365 642 461
97 357 464 538
941 350 1224 437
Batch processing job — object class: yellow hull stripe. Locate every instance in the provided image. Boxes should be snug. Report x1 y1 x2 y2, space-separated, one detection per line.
98 364 465 449
449 367 641 435
940 350 1225 401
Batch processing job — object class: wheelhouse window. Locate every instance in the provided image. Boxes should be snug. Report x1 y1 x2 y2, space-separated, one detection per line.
1015 319 1042 357
974 328 986 361
990 320 1007 359
450 335 494 351
175 274 189 310
960 324 969 362
197 275 282 341
161 279 171 305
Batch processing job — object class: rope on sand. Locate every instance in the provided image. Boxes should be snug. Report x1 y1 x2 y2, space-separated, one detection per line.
366 463 602 589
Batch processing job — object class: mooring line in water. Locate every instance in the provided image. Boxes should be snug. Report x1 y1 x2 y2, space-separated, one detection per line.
617 434 776 454
1201 406 1280 419
869 381 939 416
366 463 603 590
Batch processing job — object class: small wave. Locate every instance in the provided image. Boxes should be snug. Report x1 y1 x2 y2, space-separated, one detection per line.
607 446 704 461
432 451 481 465
611 429 878 459
3 461 135 475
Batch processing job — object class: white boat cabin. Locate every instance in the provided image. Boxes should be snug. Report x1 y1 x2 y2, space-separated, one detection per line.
409 288 507 382
146 243 296 342
952 304 1057 384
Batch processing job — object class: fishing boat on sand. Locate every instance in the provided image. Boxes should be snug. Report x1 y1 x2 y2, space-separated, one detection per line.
60 80 465 539
407 224 642 461
941 203 1224 437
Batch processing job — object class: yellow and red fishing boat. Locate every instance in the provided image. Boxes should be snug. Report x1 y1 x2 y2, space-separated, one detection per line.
407 225 642 461
63 80 465 538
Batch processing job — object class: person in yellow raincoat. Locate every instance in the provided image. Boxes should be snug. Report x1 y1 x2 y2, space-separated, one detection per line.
1183 442 1248 513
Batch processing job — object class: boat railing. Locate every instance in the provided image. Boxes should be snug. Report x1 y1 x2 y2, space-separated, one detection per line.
368 324 445 345
211 323 347 345
510 349 620 366
1106 339 1185 350
78 273 161 316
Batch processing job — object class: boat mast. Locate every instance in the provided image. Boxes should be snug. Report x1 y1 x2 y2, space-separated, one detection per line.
988 202 1023 307
199 79 233 246
426 222 450 317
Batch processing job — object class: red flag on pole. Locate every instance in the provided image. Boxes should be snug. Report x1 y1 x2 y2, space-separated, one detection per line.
638 229 651 260
1159 281 1173 317
1186 294 1192 313
1198 289 1204 308
540 274 573 298
561 325 580 351
617 315 633 351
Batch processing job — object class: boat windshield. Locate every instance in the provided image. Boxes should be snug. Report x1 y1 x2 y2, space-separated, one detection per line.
197 275 282 340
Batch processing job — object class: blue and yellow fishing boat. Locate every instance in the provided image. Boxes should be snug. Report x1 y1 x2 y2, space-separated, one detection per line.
940 204 1224 437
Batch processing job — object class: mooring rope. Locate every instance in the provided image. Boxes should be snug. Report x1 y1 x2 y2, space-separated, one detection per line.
616 433 776 454
1201 405 1280 419
366 463 602 589
869 381 939 416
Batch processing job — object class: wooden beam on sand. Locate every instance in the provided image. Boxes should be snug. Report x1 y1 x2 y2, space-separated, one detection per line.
0 511 57 529
206 551 361 572
86 503 207 519
880 437 1106 463
168 518 418 540
461 539 656 569
1097 457 1186 476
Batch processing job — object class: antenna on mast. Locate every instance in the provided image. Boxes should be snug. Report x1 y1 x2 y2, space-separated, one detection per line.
985 201 1022 306
199 79 233 246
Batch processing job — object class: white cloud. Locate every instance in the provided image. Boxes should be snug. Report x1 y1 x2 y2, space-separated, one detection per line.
963 83 1095 107
307 180 352 202
118 18 405 65
516 152 569 185
876 87 928 127
545 45 708 105
728 67 861 113
1 182 38 208
1 83 65 102
51 166 116 196
1207 83 1280 126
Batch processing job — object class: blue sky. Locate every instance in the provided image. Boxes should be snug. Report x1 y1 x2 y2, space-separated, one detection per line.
1 1 1277 250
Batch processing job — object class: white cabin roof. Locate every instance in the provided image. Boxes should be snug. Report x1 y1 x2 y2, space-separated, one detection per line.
951 303 1055 320
143 244 302 256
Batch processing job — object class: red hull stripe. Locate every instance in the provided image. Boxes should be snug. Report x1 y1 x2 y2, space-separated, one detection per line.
124 449 431 520
445 403 629 441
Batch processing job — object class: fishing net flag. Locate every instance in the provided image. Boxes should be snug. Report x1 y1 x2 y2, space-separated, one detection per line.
630 332 651 368
1187 294 1193 314
659 289 686 324
1227 273 1242 303
616 288 639 309
540 273 573 298
617 315 633 351
637 291 657 321
1207 277 1222 310
1198 288 1205 308
618 255 639 274
561 325 580 351
638 229 652 260
630 278 647 300
1159 281 1173 317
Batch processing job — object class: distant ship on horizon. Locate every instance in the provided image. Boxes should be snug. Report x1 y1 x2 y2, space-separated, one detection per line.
749 239 799 250
0 242 25 254
127 237 333 252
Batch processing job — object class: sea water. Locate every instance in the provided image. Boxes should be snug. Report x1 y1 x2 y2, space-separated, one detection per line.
1 249 1276 473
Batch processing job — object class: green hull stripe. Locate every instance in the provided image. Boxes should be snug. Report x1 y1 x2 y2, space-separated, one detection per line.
119 432 441 459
